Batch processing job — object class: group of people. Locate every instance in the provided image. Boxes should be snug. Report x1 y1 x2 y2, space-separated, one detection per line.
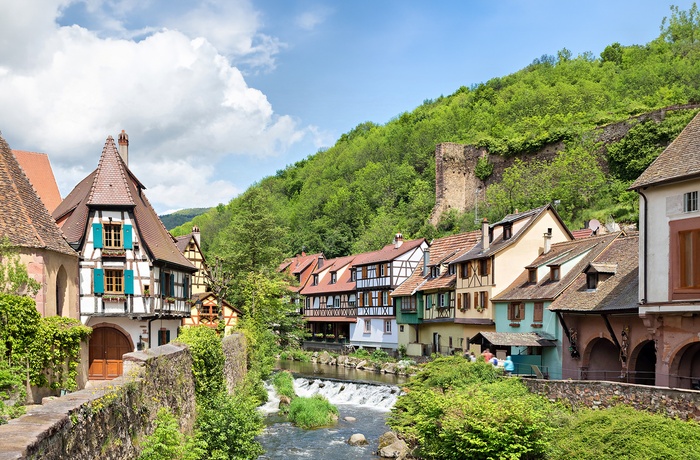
465 348 515 374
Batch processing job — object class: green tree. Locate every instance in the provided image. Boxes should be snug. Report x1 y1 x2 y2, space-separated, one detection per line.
175 326 225 402
661 3 700 45
0 238 40 297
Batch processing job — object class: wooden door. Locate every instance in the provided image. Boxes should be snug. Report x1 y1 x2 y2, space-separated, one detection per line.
89 328 132 380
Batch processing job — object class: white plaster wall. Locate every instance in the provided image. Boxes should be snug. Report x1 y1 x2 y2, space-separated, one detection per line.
349 318 398 349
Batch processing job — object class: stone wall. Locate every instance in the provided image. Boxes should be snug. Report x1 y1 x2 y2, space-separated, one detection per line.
522 378 700 421
222 333 247 393
0 343 196 460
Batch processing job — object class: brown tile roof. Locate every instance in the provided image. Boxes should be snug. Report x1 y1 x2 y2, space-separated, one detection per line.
393 231 480 296
572 229 594 239
353 237 426 266
12 150 62 213
471 331 557 347
494 233 620 302
52 135 195 271
0 136 76 256
175 235 191 253
548 233 639 312
630 112 700 189
300 255 356 296
453 205 573 263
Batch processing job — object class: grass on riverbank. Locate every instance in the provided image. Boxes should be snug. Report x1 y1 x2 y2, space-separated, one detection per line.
288 394 340 429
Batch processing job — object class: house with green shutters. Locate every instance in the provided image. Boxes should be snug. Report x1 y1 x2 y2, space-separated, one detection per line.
53 132 196 380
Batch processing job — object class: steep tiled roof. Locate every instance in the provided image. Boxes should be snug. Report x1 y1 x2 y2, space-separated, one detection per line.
494 233 620 302
453 205 573 263
300 255 356 295
0 136 75 256
393 231 480 296
548 233 639 312
278 252 323 275
52 135 195 271
630 112 700 189
353 237 426 266
12 150 62 213
175 235 191 253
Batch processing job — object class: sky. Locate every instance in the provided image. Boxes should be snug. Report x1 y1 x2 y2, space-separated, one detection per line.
0 0 695 214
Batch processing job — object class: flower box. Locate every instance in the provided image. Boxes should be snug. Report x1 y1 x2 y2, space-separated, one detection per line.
103 295 126 303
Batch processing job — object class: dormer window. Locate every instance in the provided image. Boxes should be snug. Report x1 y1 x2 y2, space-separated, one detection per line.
684 191 698 213
330 272 337 284
528 268 537 284
350 269 356 281
550 265 560 281
448 264 456 275
312 274 318 286
503 223 513 240
431 266 439 277
587 272 599 290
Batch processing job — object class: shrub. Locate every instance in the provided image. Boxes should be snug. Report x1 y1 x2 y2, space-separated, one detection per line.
138 407 203 460
175 326 224 402
271 371 295 400
547 404 700 459
287 394 339 429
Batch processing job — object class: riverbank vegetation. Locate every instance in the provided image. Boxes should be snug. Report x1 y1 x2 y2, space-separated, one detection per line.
388 356 700 460
271 370 339 429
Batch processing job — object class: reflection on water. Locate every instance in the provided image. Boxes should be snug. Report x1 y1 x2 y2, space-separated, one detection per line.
275 359 409 386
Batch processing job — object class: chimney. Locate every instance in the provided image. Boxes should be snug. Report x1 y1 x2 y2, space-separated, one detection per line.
543 228 552 254
423 249 430 276
317 255 323 269
481 218 490 251
192 225 200 247
118 130 129 165
394 233 404 249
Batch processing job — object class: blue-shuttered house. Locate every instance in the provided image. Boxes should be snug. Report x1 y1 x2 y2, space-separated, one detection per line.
53 132 196 380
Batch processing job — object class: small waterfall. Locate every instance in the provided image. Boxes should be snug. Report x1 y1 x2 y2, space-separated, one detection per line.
293 377 402 410
258 382 282 415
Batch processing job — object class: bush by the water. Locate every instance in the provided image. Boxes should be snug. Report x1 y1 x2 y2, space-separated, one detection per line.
271 370 295 400
278 348 311 362
288 394 339 429
548 404 700 459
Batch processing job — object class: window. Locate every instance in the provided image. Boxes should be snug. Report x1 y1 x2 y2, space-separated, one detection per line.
382 291 389 306
448 264 456 275
508 302 525 321
384 320 391 334
363 292 370 306
586 272 599 290
349 295 356 307
326 296 331 307
438 292 450 308
158 329 171 346
367 265 376 278
479 259 490 276
105 269 123 293
350 269 356 281
528 268 537 284
103 223 122 248
679 228 700 290
162 271 174 297
533 302 544 322
380 264 386 276
330 272 337 284
461 293 470 310
461 263 468 278
364 319 372 333
550 266 560 281
334 297 340 308
503 224 512 240
401 296 416 312
431 266 439 277
685 191 698 213
312 274 318 286
475 291 488 310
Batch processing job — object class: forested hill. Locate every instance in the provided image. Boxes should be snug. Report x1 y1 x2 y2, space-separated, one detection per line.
173 5 700 261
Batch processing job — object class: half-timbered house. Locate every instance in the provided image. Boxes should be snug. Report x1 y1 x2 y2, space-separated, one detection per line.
53 132 196 380
393 231 480 356
630 112 700 388
175 226 208 295
299 255 357 349
450 205 573 352
492 232 621 378
350 234 427 351
278 252 324 309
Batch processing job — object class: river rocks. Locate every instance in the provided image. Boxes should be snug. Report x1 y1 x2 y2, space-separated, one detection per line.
356 360 369 370
344 416 356 422
381 362 397 374
377 431 409 459
318 351 332 364
348 433 369 446
278 395 291 408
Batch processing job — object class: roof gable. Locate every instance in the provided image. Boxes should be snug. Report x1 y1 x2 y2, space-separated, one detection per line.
88 136 135 206
12 150 62 214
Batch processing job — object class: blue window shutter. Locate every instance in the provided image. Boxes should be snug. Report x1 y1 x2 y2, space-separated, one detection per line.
124 270 134 295
94 268 104 294
169 273 175 297
123 225 133 249
93 223 103 248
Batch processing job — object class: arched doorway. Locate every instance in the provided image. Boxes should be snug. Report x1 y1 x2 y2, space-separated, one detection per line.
88 327 132 380
55 266 67 317
670 341 700 389
585 338 621 381
631 340 656 386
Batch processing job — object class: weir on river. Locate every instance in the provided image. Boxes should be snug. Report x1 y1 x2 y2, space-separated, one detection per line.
257 362 405 459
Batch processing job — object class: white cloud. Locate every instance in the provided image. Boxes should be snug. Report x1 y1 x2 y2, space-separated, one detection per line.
295 8 331 32
0 0 307 213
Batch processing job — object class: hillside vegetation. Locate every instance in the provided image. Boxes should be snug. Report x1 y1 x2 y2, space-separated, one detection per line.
173 4 700 260
159 208 210 230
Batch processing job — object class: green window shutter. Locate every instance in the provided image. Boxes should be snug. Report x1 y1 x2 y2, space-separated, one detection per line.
160 272 166 296
93 223 103 248
123 224 133 249
124 270 134 295
183 275 189 298
94 268 104 294
169 273 175 297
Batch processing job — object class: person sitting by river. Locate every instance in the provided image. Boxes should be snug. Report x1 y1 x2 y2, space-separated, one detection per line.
481 348 494 362
503 356 515 375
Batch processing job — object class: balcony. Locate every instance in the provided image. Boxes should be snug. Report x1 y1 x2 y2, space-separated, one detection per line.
303 306 357 318
357 305 395 317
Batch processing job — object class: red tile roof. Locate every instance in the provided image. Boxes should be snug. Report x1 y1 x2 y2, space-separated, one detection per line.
0 136 76 256
300 255 356 295
631 112 700 189
572 228 594 239
12 150 62 214
353 237 426 266
52 135 194 271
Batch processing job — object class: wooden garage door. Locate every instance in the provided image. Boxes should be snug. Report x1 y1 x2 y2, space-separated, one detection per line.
89 328 132 380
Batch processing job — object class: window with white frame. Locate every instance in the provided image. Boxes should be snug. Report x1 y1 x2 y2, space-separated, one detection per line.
364 319 372 333
384 320 391 334
382 291 389 305
685 191 698 213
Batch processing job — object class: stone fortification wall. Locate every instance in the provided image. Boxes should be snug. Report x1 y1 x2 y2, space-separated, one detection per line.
0 343 196 460
223 333 247 392
429 104 700 225
522 378 700 421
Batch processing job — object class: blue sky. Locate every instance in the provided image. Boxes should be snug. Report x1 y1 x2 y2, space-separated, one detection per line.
0 0 694 213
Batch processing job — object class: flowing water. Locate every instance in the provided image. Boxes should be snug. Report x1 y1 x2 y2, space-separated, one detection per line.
257 363 405 459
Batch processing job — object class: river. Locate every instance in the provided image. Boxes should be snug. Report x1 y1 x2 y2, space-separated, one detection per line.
257 360 406 459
